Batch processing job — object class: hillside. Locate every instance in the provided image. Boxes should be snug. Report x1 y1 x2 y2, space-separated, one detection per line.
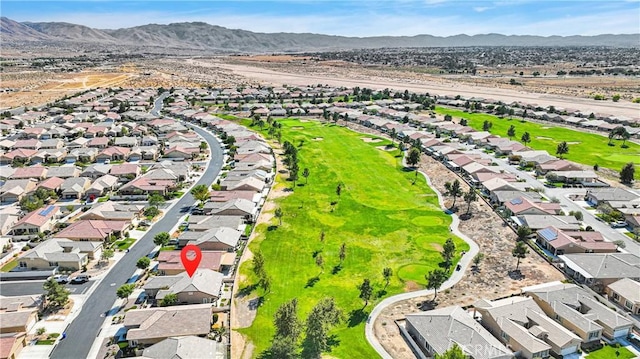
1 16 638 52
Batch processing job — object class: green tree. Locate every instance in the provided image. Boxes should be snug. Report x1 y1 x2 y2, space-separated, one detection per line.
390 128 397 146
43 278 70 310
275 207 283 226
425 269 447 300
116 284 135 304
199 141 208 151
507 125 516 139
101 248 114 263
160 293 178 307
338 243 346 265
190 184 210 206
148 194 165 208
144 206 160 218
252 250 265 278
441 238 456 271
302 167 310 184
472 253 484 269
315 253 324 274
459 118 468 126
512 241 529 271
382 267 393 289
444 179 463 210
516 226 532 241
620 162 635 185
556 141 569 159
136 257 151 270
612 94 621 102
336 183 342 198
463 189 477 215
259 272 271 294
482 120 493 132
357 278 373 307
435 343 467 359
521 132 531 146
270 298 301 357
302 297 343 358
407 147 421 168
153 232 170 247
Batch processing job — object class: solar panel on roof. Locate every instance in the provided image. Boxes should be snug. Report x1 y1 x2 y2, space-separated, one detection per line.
39 205 55 216
539 227 557 241
510 198 523 205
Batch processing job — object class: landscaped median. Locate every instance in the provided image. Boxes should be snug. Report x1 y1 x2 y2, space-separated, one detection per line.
235 118 468 358
435 107 640 179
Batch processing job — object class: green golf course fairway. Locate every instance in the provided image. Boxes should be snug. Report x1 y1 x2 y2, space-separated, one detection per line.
237 118 467 358
435 107 640 179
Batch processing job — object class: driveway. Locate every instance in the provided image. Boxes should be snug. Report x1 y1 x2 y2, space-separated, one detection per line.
50 124 225 359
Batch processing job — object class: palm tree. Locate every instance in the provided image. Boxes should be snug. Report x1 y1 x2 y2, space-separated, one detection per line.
463 189 478 215
444 179 463 211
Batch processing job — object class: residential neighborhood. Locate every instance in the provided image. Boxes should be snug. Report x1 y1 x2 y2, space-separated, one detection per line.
0 84 638 359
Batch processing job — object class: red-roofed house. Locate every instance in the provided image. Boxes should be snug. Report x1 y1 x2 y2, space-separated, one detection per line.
12 139 41 150
119 177 176 195
10 206 59 240
54 220 129 241
0 149 38 165
33 177 65 193
536 226 617 256
0 332 28 359
96 146 131 162
505 197 562 216
163 146 198 160
8 166 48 181
157 251 234 275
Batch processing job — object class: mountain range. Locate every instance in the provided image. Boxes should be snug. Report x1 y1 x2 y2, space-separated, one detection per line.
1 16 638 52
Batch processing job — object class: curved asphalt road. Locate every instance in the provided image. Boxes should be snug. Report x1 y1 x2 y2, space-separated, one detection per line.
364 158 480 359
51 120 224 359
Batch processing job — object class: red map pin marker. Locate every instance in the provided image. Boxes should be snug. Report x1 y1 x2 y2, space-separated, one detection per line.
180 244 202 278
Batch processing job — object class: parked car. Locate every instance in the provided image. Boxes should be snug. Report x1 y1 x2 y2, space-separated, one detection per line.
51 274 69 284
70 274 90 284
610 221 627 229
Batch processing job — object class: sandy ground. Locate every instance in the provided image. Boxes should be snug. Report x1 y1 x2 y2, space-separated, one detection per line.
207 61 640 118
339 121 566 359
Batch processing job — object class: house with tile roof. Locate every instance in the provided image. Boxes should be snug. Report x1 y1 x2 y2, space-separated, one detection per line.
157 251 234 276
558 253 640 291
138 336 226 359
606 278 640 315
18 238 102 270
535 227 617 256
143 269 223 305
54 219 129 241
10 205 59 240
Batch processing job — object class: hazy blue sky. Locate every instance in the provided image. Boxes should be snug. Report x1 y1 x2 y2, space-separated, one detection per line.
3 0 639 36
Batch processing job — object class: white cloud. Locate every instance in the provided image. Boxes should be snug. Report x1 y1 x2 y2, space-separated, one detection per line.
473 6 492 12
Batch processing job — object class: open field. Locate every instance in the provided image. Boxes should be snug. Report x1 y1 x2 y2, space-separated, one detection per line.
237 118 467 358
435 107 640 179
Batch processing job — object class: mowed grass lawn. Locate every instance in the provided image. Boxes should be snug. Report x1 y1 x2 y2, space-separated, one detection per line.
435 107 640 178
586 345 635 359
238 119 467 358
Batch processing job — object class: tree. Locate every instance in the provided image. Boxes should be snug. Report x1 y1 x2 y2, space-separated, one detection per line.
302 168 310 184
338 243 346 265
608 130 616 146
272 298 302 352
136 257 151 270
382 267 393 289
275 207 283 226
444 179 463 210
101 248 114 263
199 141 208 152
43 278 70 310
252 250 265 278
259 272 271 294
521 132 531 146
160 293 178 307
463 189 477 215
507 125 516 139
482 120 493 132
512 241 529 271
594 163 600 171
569 210 584 221
303 297 343 358
144 206 159 218
390 128 397 146
336 183 342 198
435 343 467 359
357 279 373 307
407 147 421 168
556 141 569 159
516 226 532 241
459 118 468 126
472 253 484 269
116 284 135 304
153 232 170 247
190 184 210 206
315 254 324 274
425 269 447 300
148 194 165 208
441 238 456 270
620 162 635 185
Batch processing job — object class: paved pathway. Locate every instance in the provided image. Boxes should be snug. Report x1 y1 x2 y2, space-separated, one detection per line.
364 158 480 359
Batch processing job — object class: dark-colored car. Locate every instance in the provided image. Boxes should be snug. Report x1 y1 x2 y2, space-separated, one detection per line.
70 274 90 284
